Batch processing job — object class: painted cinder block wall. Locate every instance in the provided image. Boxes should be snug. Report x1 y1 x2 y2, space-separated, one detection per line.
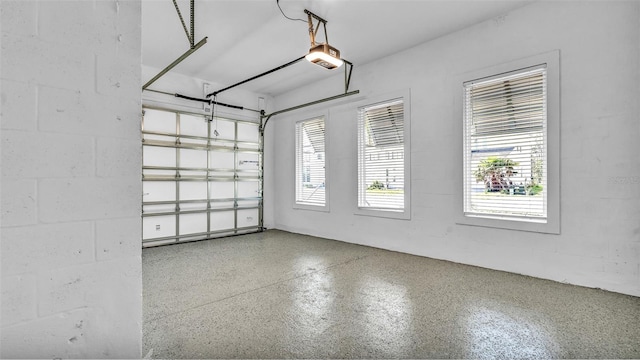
272 1 640 296
1 1 142 357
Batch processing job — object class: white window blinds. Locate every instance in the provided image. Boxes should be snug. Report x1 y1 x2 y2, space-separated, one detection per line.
358 99 405 211
463 65 547 221
295 117 326 206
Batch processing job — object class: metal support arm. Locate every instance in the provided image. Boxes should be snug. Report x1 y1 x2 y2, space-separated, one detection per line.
304 9 331 47
142 37 207 90
172 0 193 46
207 56 306 98
260 90 360 133
142 0 203 90
344 60 354 93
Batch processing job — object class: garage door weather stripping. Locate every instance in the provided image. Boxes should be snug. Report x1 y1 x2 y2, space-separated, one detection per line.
463 65 547 223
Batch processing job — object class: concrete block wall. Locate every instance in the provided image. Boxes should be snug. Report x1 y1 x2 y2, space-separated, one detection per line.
272 1 640 297
1 0 142 358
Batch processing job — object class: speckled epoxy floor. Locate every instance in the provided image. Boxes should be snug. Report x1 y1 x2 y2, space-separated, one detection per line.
143 230 640 359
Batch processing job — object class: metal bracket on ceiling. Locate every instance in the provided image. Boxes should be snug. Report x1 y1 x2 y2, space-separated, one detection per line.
173 0 196 48
344 60 354 93
142 0 207 90
304 9 328 47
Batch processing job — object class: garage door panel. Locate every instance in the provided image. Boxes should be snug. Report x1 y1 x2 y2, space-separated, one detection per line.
180 203 207 211
180 181 207 201
210 181 234 199
210 201 234 210
143 215 176 240
143 181 175 202
237 152 260 170
143 108 262 247
179 149 207 169
238 181 260 198
179 213 208 235
237 122 259 142
210 211 235 231
210 151 235 170
143 204 176 213
143 109 176 133
237 209 259 228
211 119 235 140
144 146 176 168
237 200 259 208
180 114 208 137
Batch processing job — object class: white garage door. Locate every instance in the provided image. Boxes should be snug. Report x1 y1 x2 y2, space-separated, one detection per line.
142 107 262 247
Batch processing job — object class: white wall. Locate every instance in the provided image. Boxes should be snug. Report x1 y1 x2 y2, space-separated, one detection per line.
141 66 276 229
1 1 143 357
272 1 640 296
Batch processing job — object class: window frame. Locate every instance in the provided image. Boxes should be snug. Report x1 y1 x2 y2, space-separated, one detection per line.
354 89 411 220
293 113 330 212
455 50 560 234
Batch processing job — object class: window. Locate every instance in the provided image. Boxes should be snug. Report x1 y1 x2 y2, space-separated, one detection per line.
357 94 410 217
464 66 547 220
295 117 326 207
457 51 559 233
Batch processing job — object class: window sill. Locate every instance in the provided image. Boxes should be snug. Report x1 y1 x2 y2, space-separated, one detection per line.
293 203 330 213
355 207 410 220
456 213 559 234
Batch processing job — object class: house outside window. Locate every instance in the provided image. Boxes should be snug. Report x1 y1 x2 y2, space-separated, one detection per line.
464 65 547 221
357 93 411 218
295 117 326 207
457 51 560 233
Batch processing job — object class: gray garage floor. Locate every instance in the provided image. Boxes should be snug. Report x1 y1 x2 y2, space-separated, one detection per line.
143 230 640 359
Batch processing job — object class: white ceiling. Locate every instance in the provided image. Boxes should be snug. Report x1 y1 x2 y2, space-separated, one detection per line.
142 0 534 97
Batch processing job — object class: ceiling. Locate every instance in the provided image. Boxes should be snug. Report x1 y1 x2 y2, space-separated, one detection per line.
142 0 534 97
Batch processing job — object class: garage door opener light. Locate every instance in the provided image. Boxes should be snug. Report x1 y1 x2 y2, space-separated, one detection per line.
304 9 343 69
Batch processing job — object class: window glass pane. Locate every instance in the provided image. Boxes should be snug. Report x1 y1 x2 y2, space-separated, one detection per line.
358 99 405 210
464 66 547 220
295 117 326 206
